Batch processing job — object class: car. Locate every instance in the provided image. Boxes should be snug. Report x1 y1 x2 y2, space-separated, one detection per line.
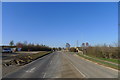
2 48 12 53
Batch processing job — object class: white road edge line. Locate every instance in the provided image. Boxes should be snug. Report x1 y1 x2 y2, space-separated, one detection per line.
69 60 86 78
75 54 119 72
64 54 86 78
23 53 53 67
43 73 46 78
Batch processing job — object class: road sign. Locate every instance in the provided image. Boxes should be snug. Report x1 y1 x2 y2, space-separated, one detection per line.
66 43 70 48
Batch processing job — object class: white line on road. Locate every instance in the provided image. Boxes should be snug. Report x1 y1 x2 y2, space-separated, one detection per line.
26 67 36 73
23 53 52 68
74 54 118 72
67 59 86 78
63 53 86 78
43 72 46 78
50 60 52 64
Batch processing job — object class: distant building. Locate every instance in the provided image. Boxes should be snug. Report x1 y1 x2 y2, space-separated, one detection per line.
0 44 17 52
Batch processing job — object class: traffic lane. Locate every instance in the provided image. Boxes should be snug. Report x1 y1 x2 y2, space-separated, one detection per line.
3 52 55 78
21 52 56 78
63 52 118 78
68 53 118 78
61 54 84 78
44 52 84 78
42 51 62 78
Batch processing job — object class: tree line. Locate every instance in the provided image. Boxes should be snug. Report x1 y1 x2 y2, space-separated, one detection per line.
69 43 119 59
9 40 52 51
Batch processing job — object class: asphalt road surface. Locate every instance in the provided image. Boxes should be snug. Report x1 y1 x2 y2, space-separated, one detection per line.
3 51 118 78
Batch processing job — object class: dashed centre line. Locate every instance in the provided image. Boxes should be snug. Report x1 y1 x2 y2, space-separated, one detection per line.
26 67 36 73
43 72 46 78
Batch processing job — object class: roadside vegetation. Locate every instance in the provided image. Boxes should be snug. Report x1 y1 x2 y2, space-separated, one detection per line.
77 53 119 70
3 51 52 66
68 43 119 70
81 45 118 59
2 41 53 76
69 47 78 52
69 44 119 61
16 42 52 51
86 55 119 64
3 41 53 66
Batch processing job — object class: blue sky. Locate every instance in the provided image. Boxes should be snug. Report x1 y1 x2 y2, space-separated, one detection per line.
2 2 118 47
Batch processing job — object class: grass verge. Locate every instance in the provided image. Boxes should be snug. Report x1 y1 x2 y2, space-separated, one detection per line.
86 55 120 64
75 52 119 70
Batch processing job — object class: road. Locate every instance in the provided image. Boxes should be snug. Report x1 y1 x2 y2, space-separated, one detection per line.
3 51 118 78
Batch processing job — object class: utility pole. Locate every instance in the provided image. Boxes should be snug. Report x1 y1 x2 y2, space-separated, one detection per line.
76 40 79 48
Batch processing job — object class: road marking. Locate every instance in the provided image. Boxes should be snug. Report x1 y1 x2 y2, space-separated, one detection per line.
26 67 36 73
74 54 119 72
50 60 52 64
23 53 53 67
43 73 46 78
69 60 86 78
64 54 86 78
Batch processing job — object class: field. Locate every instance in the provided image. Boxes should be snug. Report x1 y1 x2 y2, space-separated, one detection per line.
2 51 52 76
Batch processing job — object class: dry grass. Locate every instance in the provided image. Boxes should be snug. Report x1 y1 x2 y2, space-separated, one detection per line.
3 51 52 66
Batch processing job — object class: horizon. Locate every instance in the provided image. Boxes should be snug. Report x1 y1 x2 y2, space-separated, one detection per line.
2 2 118 47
